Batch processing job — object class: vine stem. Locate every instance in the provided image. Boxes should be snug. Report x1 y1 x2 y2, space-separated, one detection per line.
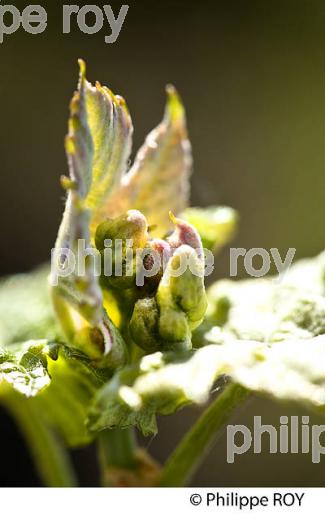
6 396 77 487
97 427 138 486
160 383 250 487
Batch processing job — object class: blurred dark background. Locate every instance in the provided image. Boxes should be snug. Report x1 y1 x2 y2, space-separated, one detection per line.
1 0 325 486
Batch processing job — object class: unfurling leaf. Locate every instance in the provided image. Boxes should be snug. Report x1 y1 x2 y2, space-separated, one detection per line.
100 85 192 237
82 68 133 236
51 60 128 367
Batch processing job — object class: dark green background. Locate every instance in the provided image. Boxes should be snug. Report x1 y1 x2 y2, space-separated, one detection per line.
1 0 325 486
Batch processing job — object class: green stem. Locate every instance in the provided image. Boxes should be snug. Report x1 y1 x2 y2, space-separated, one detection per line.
98 428 138 485
6 397 77 487
160 383 250 487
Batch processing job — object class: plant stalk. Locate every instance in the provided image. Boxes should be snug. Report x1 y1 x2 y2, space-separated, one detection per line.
160 383 250 486
98 427 138 486
6 396 77 487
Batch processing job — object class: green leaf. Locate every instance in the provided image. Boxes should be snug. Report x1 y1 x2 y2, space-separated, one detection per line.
83 344 232 438
202 251 325 409
87 347 229 436
88 251 325 435
206 250 325 343
0 266 59 346
0 267 111 448
224 335 325 409
0 338 106 447
0 340 52 398
33 344 107 446
0 268 96 448
88 336 325 438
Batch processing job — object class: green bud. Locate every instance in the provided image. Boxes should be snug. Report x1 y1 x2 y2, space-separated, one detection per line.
158 307 191 348
129 297 160 353
129 296 191 353
130 244 208 353
95 210 149 251
95 210 149 291
160 245 208 328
